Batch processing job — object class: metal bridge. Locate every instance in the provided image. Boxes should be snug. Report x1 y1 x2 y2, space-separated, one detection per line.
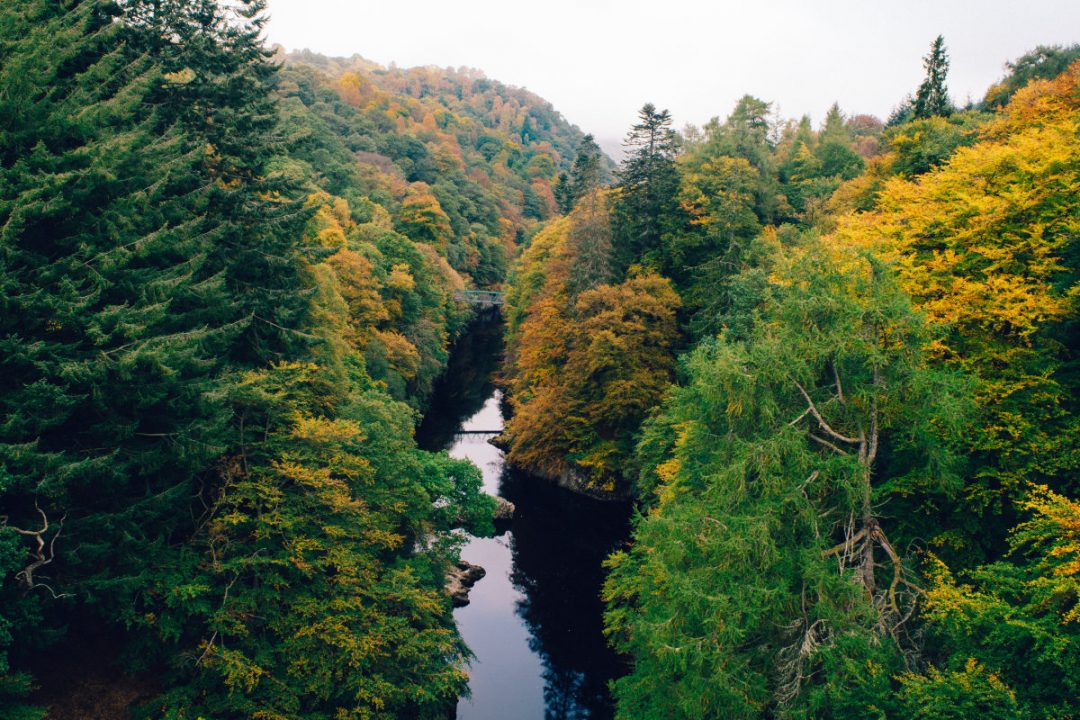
453 290 506 307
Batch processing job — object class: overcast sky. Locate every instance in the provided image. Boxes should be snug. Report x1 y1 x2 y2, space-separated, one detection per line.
264 0 1080 156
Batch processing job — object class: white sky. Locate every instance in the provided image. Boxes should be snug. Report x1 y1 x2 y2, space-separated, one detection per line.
264 0 1080 155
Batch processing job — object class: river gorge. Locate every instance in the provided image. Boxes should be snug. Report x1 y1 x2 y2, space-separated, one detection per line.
416 319 631 720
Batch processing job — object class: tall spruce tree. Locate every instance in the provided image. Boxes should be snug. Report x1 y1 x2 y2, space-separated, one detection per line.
610 103 681 274
913 35 953 118
554 171 575 214
555 135 606 215
569 134 603 201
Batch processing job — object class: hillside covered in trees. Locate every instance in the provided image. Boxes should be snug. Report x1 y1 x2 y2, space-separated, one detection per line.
0 1 590 718
500 38 1080 719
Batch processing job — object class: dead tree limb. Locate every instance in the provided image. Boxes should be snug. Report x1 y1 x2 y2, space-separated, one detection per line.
808 433 850 456
794 382 860 445
1 502 72 598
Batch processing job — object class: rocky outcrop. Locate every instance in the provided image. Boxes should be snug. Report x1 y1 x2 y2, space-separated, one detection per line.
493 496 515 521
446 561 486 608
542 465 632 502
493 432 631 501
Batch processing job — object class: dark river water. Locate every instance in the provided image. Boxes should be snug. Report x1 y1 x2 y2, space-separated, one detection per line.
416 318 631 720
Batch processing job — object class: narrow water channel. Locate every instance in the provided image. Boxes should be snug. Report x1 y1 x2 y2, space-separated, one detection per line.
416 318 630 720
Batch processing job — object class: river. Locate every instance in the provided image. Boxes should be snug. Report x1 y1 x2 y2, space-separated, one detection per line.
416 318 631 720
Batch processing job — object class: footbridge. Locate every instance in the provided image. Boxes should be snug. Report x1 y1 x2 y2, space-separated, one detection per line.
453 290 506 309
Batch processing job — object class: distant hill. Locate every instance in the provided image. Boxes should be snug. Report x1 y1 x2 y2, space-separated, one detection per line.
276 48 612 285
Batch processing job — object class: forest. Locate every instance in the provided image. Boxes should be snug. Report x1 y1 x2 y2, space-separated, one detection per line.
0 0 585 717
503 36 1080 720
0 0 1078 718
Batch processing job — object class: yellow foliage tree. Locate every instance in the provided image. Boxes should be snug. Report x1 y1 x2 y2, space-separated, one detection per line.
830 62 1080 555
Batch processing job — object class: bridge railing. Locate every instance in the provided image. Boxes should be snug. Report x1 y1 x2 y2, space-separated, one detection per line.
453 290 506 306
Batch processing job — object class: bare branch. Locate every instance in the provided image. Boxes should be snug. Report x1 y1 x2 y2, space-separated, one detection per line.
2 502 72 598
808 433 850 457
822 527 868 558
788 407 811 427
196 565 246 666
195 631 219 667
794 382 859 444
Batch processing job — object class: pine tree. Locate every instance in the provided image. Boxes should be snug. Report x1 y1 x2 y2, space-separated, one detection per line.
0 0 234 567
554 171 575 214
569 134 603 202
696 95 781 224
564 190 615 297
913 35 953 118
818 103 849 144
610 103 681 274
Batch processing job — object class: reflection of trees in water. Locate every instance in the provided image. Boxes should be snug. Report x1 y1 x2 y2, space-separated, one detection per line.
541 667 592 720
425 317 628 719
502 469 631 720
416 317 505 451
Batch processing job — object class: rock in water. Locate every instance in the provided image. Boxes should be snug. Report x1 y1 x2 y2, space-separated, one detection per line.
493 496 516 521
446 561 486 607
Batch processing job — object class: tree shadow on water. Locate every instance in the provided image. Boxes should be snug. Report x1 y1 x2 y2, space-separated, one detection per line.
416 316 505 451
502 468 632 720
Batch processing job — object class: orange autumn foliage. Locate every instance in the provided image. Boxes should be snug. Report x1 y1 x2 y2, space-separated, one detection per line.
503 209 680 492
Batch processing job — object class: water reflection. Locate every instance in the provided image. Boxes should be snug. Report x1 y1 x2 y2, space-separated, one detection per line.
417 319 629 720
415 317 504 450
502 468 630 720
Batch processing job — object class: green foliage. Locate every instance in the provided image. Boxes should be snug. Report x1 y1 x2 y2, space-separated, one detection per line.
898 660 1022 720
136 362 492 718
914 36 954 119
599 47 1080 720
567 134 605 206
889 36 953 126
563 191 615 296
0 0 308 649
610 103 683 274
671 98 867 334
3 2 1079 716
495 34 1080 720
554 135 605 215
506 93 889 499
0 511 45 720
883 111 988 178
605 233 968 719
0 1 501 716
984 44 1080 108
899 487 1080 719
554 171 574 214
835 65 1080 560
